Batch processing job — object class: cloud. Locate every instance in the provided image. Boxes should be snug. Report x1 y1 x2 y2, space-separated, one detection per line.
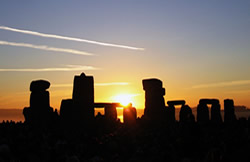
52 84 73 88
0 26 144 51
0 40 94 56
95 82 129 86
192 80 250 89
53 82 130 88
0 65 98 72
226 89 250 94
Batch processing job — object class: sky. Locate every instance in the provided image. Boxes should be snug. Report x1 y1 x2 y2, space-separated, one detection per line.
0 0 250 110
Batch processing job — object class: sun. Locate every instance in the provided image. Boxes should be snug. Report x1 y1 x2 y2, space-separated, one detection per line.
113 94 133 107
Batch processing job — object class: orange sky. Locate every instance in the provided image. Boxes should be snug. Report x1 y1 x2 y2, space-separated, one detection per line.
0 74 250 110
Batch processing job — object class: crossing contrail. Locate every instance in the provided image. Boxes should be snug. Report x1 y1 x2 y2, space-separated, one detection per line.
0 26 144 50
0 65 98 72
0 40 94 56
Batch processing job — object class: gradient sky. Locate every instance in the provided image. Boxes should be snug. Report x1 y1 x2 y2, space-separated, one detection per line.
0 0 250 110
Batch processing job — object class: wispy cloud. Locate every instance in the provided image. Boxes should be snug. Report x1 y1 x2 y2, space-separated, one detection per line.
0 40 94 56
226 89 250 94
0 26 144 51
95 82 129 86
52 82 129 88
192 80 250 89
0 65 98 72
52 84 73 88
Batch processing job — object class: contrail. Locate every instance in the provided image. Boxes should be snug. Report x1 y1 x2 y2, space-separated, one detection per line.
192 80 250 89
0 26 144 50
0 65 98 72
0 40 94 56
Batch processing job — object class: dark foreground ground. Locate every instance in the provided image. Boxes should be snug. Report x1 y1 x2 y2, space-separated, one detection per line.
1 118 250 162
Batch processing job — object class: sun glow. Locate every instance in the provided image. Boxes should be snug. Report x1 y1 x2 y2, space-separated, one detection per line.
113 94 134 107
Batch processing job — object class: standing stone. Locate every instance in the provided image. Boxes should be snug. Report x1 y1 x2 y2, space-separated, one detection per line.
123 104 137 125
166 105 176 123
167 100 186 123
143 78 166 120
179 105 194 123
104 104 117 121
211 99 222 123
72 73 94 123
30 91 50 108
224 99 236 123
23 79 54 127
60 99 74 125
197 99 209 124
30 80 50 108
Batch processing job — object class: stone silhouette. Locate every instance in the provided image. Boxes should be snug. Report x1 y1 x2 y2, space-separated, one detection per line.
167 100 186 123
23 80 56 127
123 103 137 125
166 100 194 123
22 73 240 132
197 99 222 124
179 105 194 123
60 99 74 127
224 99 236 123
104 105 117 121
210 99 222 123
197 99 210 124
59 73 95 126
143 78 166 120
73 73 94 123
94 103 121 121
30 80 50 108
60 73 138 125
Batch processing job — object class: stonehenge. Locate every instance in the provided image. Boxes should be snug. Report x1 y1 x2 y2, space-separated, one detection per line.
22 74 237 128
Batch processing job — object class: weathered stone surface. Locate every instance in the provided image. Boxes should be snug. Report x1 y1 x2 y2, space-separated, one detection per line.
30 80 50 92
